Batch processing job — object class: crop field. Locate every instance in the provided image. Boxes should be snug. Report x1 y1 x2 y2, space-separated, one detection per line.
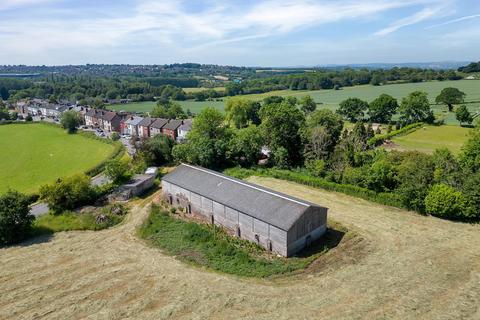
109 80 480 125
389 125 473 154
0 124 114 194
1 180 479 319
183 87 225 93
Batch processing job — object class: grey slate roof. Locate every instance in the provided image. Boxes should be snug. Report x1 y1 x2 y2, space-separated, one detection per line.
151 118 169 129
138 117 154 127
162 164 324 231
163 119 183 130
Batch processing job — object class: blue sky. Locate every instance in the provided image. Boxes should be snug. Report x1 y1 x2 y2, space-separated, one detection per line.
0 0 479 66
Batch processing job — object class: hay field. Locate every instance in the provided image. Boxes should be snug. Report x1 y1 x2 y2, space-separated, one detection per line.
1 180 479 319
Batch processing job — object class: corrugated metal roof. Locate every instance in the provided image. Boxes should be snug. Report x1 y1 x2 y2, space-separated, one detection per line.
162 164 324 231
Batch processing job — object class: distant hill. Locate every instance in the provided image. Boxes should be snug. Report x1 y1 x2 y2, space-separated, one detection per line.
320 61 471 70
458 61 480 73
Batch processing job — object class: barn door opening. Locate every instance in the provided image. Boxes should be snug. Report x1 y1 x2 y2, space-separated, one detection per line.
187 204 192 214
168 195 173 205
236 226 241 238
210 214 215 225
305 235 312 247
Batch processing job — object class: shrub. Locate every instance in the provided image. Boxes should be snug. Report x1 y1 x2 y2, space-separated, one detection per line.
39 174 96 214
104 158 130 183
0 190 34 245
110 132 120 141
425 184 468 219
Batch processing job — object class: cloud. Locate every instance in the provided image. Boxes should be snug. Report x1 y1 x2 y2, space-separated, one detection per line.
374 5 446 36
426 14 480 29
0 0 55 11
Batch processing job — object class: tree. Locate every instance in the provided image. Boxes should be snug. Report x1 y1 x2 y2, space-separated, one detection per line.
368 94 398 123
151 101 186 119
425 184 468 219
461 172 480 219
39 174 95 214
435 87 466 112
0 190 33 245
399 91 434 124
299 95 317 114
104 159 129 183
302 109 344 160
455 105 473 126
60 110 81 134
172 107 232 169
225 97 260 128
432 148 462 188
139 134 175 166
260 101 305 167
396 152 435 212
229 125 264 166
337 98 368 122
0 107 10 120
459 129 480 173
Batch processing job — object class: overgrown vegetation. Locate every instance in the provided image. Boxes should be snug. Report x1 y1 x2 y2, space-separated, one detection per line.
139 205 346 278
32 203 128 235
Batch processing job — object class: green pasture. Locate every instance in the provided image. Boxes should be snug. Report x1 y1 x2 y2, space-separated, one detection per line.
390 125 473 154
109 80 479 125
0 124 114 194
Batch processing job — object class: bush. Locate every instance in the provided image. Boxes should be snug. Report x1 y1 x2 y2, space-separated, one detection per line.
110 132 120 141
225 167 405 209
368 122 424 147
425 184 468 219
0 190 34 245
104 158 130 183
39 174 96 214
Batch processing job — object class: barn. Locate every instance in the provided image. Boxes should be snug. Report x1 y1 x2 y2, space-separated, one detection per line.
161 164 328 257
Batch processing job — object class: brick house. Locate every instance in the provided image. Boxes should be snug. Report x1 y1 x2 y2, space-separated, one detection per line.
137 117 155 138
162 119 183 140
150 118 169 137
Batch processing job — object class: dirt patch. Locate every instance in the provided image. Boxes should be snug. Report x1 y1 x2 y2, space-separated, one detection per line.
1 182 480 319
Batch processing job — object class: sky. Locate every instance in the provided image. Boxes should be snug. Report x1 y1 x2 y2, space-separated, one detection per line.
0 0 479 66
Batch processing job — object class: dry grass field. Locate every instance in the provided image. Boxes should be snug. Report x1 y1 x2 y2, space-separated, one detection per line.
1 178 479 319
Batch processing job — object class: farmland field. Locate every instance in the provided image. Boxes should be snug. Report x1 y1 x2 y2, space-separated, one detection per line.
389 125 473 154
108 80 480 125
1 180 479 319
0 124 115 194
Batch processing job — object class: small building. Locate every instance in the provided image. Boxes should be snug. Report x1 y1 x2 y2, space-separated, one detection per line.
110 174 155 201
150 118 169 137
101 111 122 132
161 164 328 257
162 119 183 140
138 117 155 138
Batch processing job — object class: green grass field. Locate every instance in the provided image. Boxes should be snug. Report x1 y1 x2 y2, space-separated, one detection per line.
0 124 115 194
109 80 480 125
390 125 473 154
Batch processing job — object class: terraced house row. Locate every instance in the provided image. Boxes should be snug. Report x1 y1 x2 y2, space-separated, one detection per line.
85 109 192 141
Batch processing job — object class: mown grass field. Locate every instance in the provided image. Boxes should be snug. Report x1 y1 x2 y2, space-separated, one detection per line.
110 80 480 125
390 125 473 154
1 184 479 319
0 124 114 194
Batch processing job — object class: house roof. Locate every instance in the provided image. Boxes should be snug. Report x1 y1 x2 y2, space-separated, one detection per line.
138 117 154 127
178 119 193 131
162 164 325 231
151 118 169 129
124 116 144 126
102 111 119 121
163 119 183 130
